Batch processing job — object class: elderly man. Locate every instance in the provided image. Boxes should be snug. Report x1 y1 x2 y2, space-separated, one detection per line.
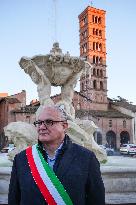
8 105 105 205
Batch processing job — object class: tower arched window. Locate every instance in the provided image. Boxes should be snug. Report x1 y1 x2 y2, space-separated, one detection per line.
99 43 102 51
96 29 98 35
97 69 99 76
93 28 95 35
96 56 99 64
100 81 103 90
95 16 98 23
93 42 95 50
100 70 103 77
96 42 98 50
99 57 103 64
92 15 95 23
99 30 102 37
93 55 96 63
82 30 87 39
93 68 96 75
98 17 101 24
83 16 87 25
93 80 97 89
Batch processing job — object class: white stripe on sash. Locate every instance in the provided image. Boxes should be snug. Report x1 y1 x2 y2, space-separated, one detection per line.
32 145 66 205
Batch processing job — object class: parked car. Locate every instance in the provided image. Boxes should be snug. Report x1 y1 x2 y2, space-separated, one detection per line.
120 144 136 155
99 145 114 156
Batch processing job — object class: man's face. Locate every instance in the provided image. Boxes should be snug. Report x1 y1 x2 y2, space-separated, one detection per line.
37 107 68 145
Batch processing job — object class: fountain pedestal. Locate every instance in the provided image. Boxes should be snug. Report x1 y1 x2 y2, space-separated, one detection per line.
1 156 136 204
101 166 136 204
101 156 136 204
0 167 11 205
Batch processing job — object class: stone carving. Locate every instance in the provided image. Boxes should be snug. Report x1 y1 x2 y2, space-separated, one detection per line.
19 42 88 119
4 122 38 161
67 119 107 162
18 42 107 162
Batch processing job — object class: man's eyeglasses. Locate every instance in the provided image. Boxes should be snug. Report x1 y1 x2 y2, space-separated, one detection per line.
33 119 66 127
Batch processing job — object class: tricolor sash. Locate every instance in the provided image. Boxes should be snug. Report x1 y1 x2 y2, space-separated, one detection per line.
26 144 73 205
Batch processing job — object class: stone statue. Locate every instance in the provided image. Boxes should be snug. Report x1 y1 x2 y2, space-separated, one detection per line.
19 42 87 120
20 58 54 107
4 122 38 161
67 119 107 162
18 42 107 162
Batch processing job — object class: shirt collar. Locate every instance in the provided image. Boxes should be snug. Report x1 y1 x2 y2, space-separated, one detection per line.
46 142 63 160
37 134 71 155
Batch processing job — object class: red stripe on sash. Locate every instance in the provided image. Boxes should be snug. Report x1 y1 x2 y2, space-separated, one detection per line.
26 146 57 205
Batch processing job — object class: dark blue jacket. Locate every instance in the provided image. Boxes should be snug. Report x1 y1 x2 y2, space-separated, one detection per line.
8 136 105 205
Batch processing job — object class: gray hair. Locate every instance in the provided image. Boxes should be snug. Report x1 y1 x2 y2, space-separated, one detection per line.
37 105 70 121
55 105 68 120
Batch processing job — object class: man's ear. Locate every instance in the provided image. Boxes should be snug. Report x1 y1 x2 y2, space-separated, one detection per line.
63 122 68 130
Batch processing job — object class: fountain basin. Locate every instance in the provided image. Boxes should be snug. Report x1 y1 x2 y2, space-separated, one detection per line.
101 156 136 204
0 156 136 204
0 167 11 204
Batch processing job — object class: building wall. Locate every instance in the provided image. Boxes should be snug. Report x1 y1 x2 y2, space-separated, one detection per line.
7 103 20 123
10 90 26 107
93 117 132 149
51 92 93 111
0 90 27 149
0 89 134 150
0 100 8 133
73 93 92 110
111 104 136 144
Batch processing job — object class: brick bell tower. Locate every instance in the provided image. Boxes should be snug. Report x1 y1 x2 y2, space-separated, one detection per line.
78 6 108 110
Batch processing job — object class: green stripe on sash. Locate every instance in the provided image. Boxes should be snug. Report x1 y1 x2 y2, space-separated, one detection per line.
36 145 73 205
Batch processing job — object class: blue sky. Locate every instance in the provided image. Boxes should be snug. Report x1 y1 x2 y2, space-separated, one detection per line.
0 0 136 104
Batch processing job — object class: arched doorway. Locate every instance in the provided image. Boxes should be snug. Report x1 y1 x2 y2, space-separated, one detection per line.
93 131 102 145
120 131 130 144
106 130 116 149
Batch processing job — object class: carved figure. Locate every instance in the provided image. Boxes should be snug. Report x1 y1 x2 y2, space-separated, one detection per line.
19 42 88 119
67 119 107 162
20 58 54 106
4 122 38 161
18 43 107 162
